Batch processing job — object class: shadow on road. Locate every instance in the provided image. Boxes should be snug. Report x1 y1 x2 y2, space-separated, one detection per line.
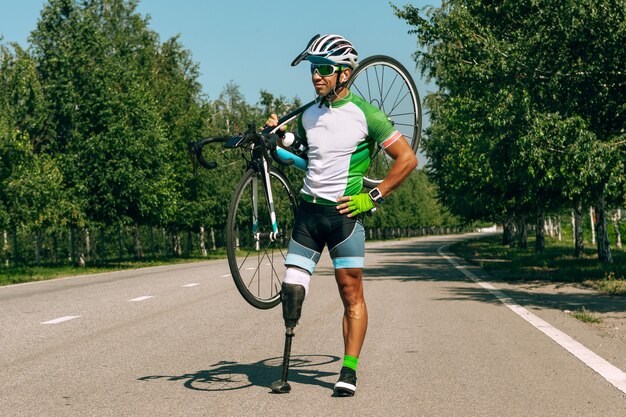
312 240 475 284
331 237 626 315
294 236 625 315
138 355 339 392
437 286 626 315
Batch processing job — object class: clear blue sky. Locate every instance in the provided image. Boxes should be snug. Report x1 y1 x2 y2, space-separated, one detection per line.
0 0 438 104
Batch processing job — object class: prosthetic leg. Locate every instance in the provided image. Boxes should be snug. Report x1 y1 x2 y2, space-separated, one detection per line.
270 283 306 393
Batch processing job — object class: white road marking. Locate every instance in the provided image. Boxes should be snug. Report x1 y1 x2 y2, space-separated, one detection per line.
220 274 231 278
41 316 81 325
182 283 199 287
438 244 626 396
129 296 154 302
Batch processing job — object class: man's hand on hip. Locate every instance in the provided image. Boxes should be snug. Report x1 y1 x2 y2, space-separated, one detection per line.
337 194 374 217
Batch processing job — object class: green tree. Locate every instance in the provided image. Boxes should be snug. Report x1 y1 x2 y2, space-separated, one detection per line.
150 36 211 255
30 0 177 259
394 3 538 248
0 42 66 265
519 0 626 262
395 0 626 261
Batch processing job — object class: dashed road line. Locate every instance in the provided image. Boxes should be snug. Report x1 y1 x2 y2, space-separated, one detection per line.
182 283 199 287
129 296 154 302
41 316 81 325
438 244 626 396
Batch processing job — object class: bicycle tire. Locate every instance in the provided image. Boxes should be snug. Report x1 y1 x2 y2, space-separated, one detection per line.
347 55 422 189
226 167 298 309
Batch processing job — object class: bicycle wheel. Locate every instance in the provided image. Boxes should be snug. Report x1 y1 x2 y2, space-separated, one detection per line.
347 55 422 189
226 167 298 309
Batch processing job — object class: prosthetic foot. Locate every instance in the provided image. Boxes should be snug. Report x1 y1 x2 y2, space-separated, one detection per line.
270 283 306 394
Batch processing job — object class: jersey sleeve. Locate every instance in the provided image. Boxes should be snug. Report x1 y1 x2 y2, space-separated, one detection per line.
364 104 402 149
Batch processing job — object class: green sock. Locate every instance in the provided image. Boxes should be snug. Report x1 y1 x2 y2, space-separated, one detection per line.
343 355 358 371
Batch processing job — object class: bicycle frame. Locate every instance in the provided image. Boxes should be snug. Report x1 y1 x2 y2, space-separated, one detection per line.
220 107 312 242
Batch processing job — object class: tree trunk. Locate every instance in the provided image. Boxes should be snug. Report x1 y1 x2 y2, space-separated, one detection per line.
70 227 86 268
612 209 622 249
99 228 106 261
556 217 562 241
502 217 515 247
149 227 156 257
535 208 545 253
546 217 553 238
590 207 596 245
594 194 613 263
85 229 91 262
77 228 86 268
516 216 528 249
67 228 73 262
199 226 208 256
162 228 168 257
12 227 19 264
573 203 584 257
132 223 143 259
117 225 124 260
210 227 216 251
52 233 58 264
183 230 190 256
172 229 181 257
70 227 78 264
34 230 42 266
3 230 9 267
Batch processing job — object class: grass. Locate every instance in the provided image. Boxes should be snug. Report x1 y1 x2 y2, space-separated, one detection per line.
590 271 626 295
450 234 626 296
3 233 625 295
570 307 603 324
0 250 227 286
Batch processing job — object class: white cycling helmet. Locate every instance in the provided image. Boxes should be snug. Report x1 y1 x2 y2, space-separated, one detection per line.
291 34 359 68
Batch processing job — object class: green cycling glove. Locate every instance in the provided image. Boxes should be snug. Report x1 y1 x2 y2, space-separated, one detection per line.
346 193 375 217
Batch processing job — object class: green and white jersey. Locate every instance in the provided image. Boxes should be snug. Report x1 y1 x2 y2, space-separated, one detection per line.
296 91 402 204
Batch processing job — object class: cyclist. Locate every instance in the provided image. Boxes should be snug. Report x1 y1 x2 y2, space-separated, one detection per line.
266 34 418 396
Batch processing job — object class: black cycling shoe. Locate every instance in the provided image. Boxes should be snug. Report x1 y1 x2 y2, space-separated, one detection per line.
333 366 357 397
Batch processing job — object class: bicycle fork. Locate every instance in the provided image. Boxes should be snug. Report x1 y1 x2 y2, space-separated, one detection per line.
252 155 281 249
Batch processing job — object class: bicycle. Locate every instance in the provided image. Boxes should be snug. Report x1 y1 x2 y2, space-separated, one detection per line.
189 55 421 310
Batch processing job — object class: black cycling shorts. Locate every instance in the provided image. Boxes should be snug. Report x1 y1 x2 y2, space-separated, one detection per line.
284 200 365 274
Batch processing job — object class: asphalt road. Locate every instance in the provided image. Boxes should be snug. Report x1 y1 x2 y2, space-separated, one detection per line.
1 233 625 416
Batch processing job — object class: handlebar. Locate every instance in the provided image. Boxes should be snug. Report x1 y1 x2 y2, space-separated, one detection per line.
190 123 306 171
188 136 229 169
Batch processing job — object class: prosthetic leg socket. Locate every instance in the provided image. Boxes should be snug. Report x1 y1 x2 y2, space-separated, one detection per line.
281 282 306 329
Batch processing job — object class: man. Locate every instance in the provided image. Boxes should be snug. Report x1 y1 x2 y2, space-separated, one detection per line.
266 34 418 396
